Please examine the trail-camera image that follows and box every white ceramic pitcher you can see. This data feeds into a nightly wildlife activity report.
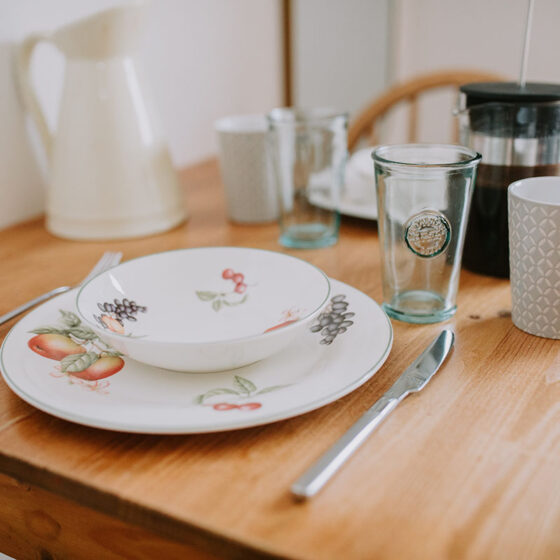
[16,3,186,240]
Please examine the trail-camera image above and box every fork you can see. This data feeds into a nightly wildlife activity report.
[0,251,122,326]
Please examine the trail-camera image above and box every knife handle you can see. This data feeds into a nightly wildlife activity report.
[291,396,399,500]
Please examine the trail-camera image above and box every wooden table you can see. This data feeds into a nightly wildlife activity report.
[0,160,558,560]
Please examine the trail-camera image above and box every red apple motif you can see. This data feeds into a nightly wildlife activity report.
[70,356,125,381]
[28,334,86,361]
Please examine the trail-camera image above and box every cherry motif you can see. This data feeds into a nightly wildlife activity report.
[234,283,247,294]
[221,269,248,295]
[213,402,238,411]
[211,402,262,411]
[239,402,262,411]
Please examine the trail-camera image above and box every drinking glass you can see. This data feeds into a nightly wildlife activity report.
[267,108,348,249]
[373,144,481,323]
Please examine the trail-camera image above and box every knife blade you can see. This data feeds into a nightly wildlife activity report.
[291,328,455,500]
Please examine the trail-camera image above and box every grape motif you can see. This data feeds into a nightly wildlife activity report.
[310,294,354,345]
[95,298,147,327]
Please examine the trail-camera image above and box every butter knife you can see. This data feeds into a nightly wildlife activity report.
[291,328,455,500]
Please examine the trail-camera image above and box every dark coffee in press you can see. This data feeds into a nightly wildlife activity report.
[463,162,560,277]
[458,82,560,277]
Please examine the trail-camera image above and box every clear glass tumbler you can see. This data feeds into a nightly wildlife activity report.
[267,108,348,249]
[373,144,481,323]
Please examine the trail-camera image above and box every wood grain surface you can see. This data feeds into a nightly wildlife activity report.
[0,160,559,560]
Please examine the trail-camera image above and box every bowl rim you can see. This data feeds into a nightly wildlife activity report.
[75,246,331,346]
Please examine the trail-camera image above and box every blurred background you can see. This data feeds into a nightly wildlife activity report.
[2,0,560,230]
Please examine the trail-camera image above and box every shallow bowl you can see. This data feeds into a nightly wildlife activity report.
[76,247,331,372]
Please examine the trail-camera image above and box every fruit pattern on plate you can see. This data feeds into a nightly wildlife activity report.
[194,294,356,411]
[310,294,355,345]
[27,309,125,389]
[196,268,250,312]
[25,294,357,407]
[94,298,147,335]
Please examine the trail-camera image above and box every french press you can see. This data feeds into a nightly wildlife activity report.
[457,82,560,277]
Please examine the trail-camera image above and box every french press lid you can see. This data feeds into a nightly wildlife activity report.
[458,82,560,165]
[460,82,560,106]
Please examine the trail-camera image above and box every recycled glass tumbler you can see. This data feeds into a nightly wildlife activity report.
[267,108,348,249]
[373,144,481,323]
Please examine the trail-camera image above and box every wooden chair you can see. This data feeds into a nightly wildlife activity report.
[347,69,506,151]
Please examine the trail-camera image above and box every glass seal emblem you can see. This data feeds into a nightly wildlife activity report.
[404,210,451,258]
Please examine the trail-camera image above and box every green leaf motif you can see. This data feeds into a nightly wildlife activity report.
[212,299,222,312]
[29,327,65,335]
[234,375,256,395]
[59,310,81,327]
[66,326,98,341]
[195,388,240,404]
[60,351,99,373]
[196,291,217,301]
[223,295,248,307]
[102,351,124,358]
[256,385,290,395]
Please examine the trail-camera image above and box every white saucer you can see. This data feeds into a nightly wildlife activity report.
[0,279,392,434]
[311,190,377,221]
[310,148,377,220]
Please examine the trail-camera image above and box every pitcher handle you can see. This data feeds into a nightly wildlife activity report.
[15,33,54,164]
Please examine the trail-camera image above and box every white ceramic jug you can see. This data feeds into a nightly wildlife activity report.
[16,3,186,240]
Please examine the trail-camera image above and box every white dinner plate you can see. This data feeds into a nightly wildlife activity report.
[0,279,392,434]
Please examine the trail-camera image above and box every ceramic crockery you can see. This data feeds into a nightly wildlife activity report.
[215,114,278,223]
[16,4,185,240]
[1,279,392,433]
[76,247,331,371]
[509,177,560,339]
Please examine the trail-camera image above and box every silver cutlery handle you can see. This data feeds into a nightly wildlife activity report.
[0,286,71,326]
[291,396,399,500]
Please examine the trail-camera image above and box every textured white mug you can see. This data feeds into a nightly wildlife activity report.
[215,114,278,223]
[508,177,560,339]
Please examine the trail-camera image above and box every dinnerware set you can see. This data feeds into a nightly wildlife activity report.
[2,244,455,497]
[0,266,393,437]
[76,247,331,372]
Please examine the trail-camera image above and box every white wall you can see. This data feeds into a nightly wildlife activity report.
[0,0,283,230]
[292,0,390,118]
[393,0,560,82]
[386,0,560,144]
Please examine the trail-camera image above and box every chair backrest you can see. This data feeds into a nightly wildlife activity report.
[348,69,506,151]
